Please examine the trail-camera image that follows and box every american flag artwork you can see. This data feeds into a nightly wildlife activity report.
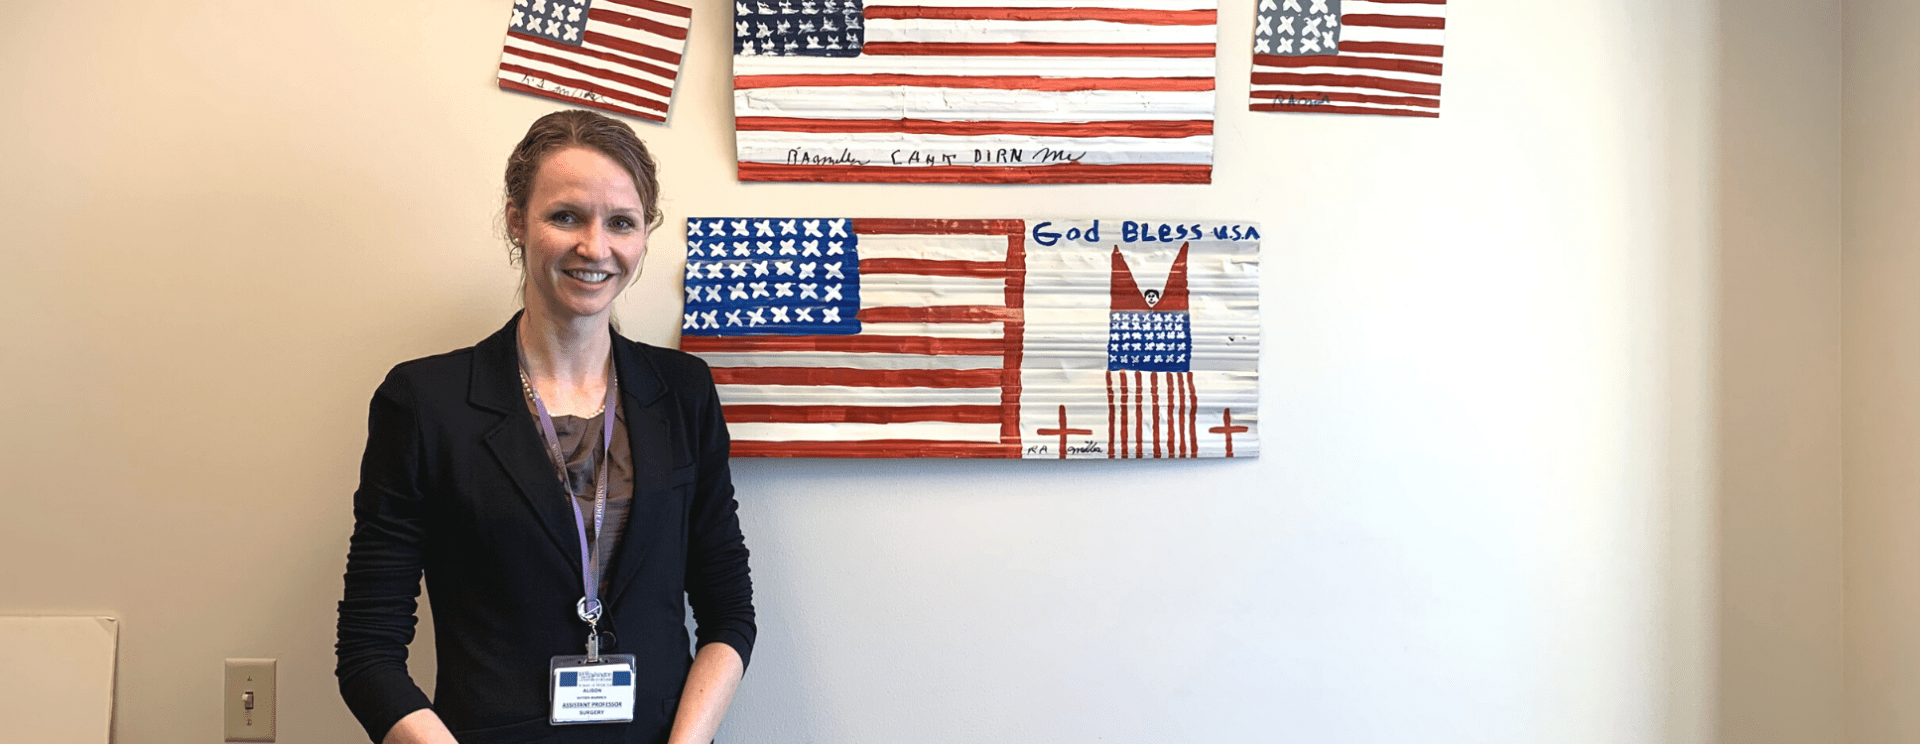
[731,0,1220,184]
[498,0,694,123]
[1249,0,1447,117]
[679,218,1260,459]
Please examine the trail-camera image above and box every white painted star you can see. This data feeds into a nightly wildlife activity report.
[823,284,843,302]
[823,307,841,323]
[1309,0,1329,13]
[1301,34,1321,53]
[1282,0,1301,10]
[1277,15,1295,35]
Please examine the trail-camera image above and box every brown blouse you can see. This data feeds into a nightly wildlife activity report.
[529,398,633,596]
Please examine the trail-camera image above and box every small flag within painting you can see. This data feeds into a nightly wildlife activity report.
[1249,0,1447,117]
[680,218,1260,459]
[731,0,1220,184]
[498,0,694,123]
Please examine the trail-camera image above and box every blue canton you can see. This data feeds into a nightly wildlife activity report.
[512,0,592,46]
[733,0,864,57]
[1254,0,1340,56]
[1107,311,1192,373]
[683,218,861,336]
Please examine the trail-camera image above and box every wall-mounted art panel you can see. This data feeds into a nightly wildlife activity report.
[499,0,694,123]
[680,217,1259,458]
[731,1,1220,184]
[1249,0,1447,117]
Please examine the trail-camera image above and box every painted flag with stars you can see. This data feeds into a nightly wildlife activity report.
[1249,0,1447,117]
[498,0,694,123]
[731,0,1220,184]
[679,217,1261,459]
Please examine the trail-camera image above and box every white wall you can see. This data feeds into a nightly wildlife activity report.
[0,1,1770,742]
[1844,1,1920,742]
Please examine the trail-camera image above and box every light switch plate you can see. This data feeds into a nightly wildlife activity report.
[224,658,276,742]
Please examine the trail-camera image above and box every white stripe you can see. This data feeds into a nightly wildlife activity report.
[856,234,1009,262]
[859,274,1007,308]
[730,421,1004,443]
[696,352,1003,369]
[733,54,1215,78]
[1344,1,1448,19]
[716,385,1003,405]
[1251,61,1442,85]
[499,55,672,109]
[736,87,1216,121]
[503,39,678,88]
[862,0,1216,9]
[858,321,1005,339]
[865,19,1216,45]
[738,131,1214,167]
[497,65,668,112]
[1336,24,1445,46]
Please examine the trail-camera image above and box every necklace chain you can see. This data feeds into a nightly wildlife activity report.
[518,369,608,418]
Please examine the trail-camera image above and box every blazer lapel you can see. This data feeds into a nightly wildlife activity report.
[606,334,673,607]
[472,314,584,580]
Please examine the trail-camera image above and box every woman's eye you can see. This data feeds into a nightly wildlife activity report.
[549,211,577,225]
[610,216,636,231]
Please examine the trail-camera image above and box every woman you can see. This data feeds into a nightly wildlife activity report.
[337,110,754,744]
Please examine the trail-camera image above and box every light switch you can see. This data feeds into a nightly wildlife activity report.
[224,659,275,742]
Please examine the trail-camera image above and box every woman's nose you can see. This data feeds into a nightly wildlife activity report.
[575,226,612,259]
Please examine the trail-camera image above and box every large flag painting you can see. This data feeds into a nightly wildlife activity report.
[498,0,695,123]
[731,0,1220,184]
[1249,0,1447,117]
[680,218,1260,459]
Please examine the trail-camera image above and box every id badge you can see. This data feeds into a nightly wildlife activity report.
[549,654,637,725]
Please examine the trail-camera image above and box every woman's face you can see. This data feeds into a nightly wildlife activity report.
[508,147,649,323]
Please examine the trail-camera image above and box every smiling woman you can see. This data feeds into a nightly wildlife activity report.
[336,110,755,744]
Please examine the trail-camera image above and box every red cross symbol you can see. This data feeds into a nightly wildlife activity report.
[1209,408,1249,458]
[1036,405,1091,459]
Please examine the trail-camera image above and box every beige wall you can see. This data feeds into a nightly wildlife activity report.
[1844,1,1920,742]
[0,0,1863,742]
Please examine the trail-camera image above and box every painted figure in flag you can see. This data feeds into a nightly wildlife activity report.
[731,0,1221,184]
[679,218,1261,459]
[1107,243,1200,459]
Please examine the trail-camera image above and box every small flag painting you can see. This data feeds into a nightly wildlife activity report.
[731,0,1221,184]
[498,0,694,123]
[1249,0,1447,117]
[679,218,1260,459]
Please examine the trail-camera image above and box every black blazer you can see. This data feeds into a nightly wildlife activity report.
[336,316,755,744]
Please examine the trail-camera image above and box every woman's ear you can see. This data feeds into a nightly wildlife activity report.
[504,204,524,245]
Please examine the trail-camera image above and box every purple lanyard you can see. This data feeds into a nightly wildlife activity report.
[517,346,619,657]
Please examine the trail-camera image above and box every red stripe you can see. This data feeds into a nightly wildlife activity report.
[731,440,1017,458]
[503,44,672,97]
[861,258,1007,278]
[681,335,1004,356]
[864,6,1217,25]
[857,306,1021,323]
[508,31,678,81]
[1254,53,1443,76]
[499,63,668,112]
[584,30,681,65]
[1106,372,1116,459]
[733,73,1214,92]
[1151,373,1162,458]
[1251,89,1441,108]
[1134,371,1144,458]
[1249,71,1441,96]
[588,6,688,40]
[1173,373,1184,457]
[851,219,1025,235]
[497,78,666,122]
[1117,372,1130,458]
[1342,13,1447,30]
[740,162,1212,184]
[1187,373,1198,458]
[604,0,692,19]
[723,405,1001,424]
[736,116,1213,138]
[712,366,1007,388]
[1250,102,1440,118]
[861,42,1215,58]
[999,222,1027,447]
[1338,41,1445,58]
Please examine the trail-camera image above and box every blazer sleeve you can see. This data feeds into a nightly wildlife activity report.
[335,369,435,743]
[680,358,758,669]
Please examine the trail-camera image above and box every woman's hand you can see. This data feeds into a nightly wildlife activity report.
[667,642,745,744]
[382,708,458,744]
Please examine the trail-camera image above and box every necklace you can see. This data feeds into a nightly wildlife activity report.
[518,369,608,418]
